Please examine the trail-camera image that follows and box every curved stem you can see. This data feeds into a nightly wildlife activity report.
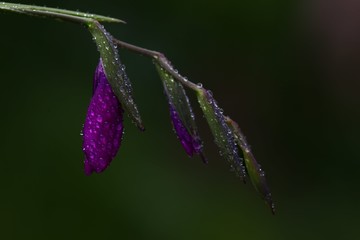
[113,39,160,58]
[114,39,201,92]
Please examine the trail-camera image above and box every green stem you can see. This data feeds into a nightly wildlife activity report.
[0,2,124,24]
[113,39,201,92]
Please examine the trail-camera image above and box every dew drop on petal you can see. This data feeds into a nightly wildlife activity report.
[97,115,103,123]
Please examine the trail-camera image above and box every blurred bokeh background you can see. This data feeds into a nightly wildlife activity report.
[1,0,359,239]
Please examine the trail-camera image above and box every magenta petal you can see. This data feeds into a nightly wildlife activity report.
[82,59,124,175]
[169,104,202,157]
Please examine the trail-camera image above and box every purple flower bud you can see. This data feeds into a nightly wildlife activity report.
[82,59,124,175]
[154,63,206,163]
[169,103,206,163]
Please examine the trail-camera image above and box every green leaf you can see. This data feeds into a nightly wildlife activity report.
[226,117,275,214]
[0,2,124,23]
[197,89,246,180]
[155,63,198,137]
[87,21,144,130]
[155,63,205,161]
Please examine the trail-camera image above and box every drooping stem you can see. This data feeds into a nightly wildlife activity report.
[0,2,274,213]
[113,39,160,58]
[0,1,199,92]
[114,39,201,92]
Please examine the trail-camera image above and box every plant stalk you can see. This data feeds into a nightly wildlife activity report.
[113,39,201,92]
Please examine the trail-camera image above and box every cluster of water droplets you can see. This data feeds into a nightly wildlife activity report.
[198,89,247,180]
[82,65,124,175]
[88,22,143,130]
[160,65,199,132]
[155,64,204,158]
[227,118,274,213]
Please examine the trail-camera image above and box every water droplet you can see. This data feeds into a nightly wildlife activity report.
[96,115,103,123]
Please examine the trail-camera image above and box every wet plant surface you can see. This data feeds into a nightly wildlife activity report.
[0,1,359,239]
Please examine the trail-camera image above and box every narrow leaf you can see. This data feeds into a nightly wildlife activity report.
[87,21,144,130]
[197,89,246,180]
[155,63,206,162]
[226,117,275,214]
[0,2,124,23]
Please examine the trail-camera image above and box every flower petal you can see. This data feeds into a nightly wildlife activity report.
[169,103,202,156]
[82,59,124,175]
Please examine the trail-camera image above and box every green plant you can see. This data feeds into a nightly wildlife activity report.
[0,1,274,214]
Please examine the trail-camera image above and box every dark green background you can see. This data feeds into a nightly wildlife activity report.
[1,0,359,239]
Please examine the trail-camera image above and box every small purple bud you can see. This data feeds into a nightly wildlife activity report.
[82,59,124,175]
[169,103,206,163]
